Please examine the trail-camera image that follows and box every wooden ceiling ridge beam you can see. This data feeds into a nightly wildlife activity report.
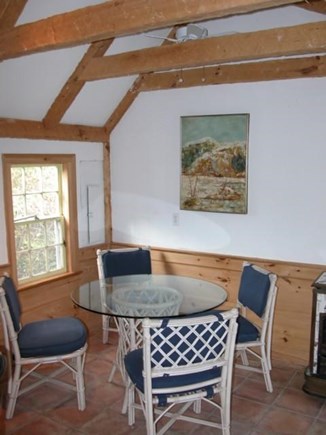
[139,55,326,90]
[0,0,302,61]
[43,39,114,126]
[79,21,326,81]
[0,118,108,142]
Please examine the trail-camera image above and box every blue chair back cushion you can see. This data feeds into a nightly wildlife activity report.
[102,249,151,278]
[18,317,87,358]
[3,276,22,332]
[238,265,271,317]
[236,315,260,343]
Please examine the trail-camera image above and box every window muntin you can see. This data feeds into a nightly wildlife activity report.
[11,164,67,283]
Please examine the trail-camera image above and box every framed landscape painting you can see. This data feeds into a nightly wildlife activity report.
[180,114,249,214]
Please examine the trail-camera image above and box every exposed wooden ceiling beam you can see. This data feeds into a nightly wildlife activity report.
[0,119,108,142]
[297,0,326,14]
[1,56,324,141]
[0,0,301,61]
[0,0,10,17]
[79,21,326,80]
[0,0,27,29]
[139,55,326,90]
[105,55,326,134]
[43,40,113,126]
[104,77,144,135]
[104,28,177,135]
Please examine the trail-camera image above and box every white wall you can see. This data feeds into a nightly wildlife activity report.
[1,3,324,267]
[0,140,105,264]
[110,77,326,265]
[1,80,325,267]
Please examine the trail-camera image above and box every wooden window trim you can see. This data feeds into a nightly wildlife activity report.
[2,154,80,287]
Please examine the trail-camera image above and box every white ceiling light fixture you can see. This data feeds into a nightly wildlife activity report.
[175,24,208,42]
[145,24,208,43]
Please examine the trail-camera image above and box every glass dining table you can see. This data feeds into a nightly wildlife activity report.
[71,273,227,410]
[72,274,227,318]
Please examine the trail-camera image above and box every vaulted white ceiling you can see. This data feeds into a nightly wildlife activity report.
[0,1,324,131]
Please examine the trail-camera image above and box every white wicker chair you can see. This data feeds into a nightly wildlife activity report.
[96,246,152,345]
[0,274,87,419]
[125,308,238,435]
[235,262,278,392]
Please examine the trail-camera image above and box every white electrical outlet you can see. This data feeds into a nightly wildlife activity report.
[172,213,179,226]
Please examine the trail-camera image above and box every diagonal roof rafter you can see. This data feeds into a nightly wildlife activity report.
[103,27,178,134]
[0,0,27,29]
[297,0,326,14]
[43,39,114,127]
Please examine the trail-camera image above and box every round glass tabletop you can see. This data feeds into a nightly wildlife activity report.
[71,274,227,319]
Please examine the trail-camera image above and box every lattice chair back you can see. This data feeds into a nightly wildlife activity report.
[235,262,278,392]
[0,274,88,419]
[125,308,238,435]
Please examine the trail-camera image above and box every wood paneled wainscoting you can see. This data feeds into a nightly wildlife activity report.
[1,244,324,366]
[120,244,324,366]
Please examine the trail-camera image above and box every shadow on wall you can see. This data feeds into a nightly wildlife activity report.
[111,193,231,252]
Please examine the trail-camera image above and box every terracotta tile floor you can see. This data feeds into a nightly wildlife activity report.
[1,311,326,434]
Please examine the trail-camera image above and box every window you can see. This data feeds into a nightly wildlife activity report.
[3,154,79,286]
[12,164,66,281]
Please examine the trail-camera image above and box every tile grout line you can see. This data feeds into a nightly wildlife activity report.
[246,368,304,434]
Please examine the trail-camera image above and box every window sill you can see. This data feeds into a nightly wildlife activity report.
[18,271,82,292]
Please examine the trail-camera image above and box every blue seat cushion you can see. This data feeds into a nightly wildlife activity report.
[125,348,221,400]
[18,317,87,358]
[236,315,260,343]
